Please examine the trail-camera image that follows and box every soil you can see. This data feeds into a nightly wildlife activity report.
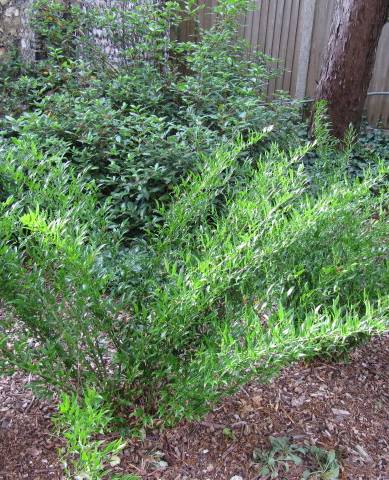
[0,334,388,480]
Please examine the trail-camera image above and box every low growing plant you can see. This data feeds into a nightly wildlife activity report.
[55,389,139,480]
[253,436,340,479]
[0,106,387,428]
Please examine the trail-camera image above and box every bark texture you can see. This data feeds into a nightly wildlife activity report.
[314,0,389,138]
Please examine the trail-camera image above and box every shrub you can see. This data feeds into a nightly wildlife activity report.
[1,0,303,234]
[6,97,208,233]
[0,0,387,431]
[0,136,126,393]
[0,123,387,427]
[128,127,388,422]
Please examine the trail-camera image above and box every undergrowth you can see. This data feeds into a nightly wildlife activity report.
[0,0,301,235]
[253,436,340,479]
[55,389,139,480]
[0,2,387,463]
[0,105,387,429]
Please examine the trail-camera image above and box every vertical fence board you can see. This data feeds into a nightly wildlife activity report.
[268,0,286,95]
[367,23,389,127]
[289,0,304,97]
[264,0,278,95]
[257,0,270,53]
[275,0,293,92]
[243,1,255,46]
[294,0,316,98]
[282,0,301,93]
[305,0,335,98]
[198,0,214,30]
[248,0,262,49]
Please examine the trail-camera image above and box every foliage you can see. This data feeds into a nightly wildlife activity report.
[0,112,387,427]
[351,121,389,172]
[0,0,387,434]
[0,0,302,234]
[0,136,125,393]
[5,98,206,232]
[300,106,388,180]
[253,436,340,479]
[55,389,139,480]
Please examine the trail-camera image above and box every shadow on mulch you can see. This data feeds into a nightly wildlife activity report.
[0,335,388,480]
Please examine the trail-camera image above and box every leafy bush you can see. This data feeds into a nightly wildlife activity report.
[0,136,126,393]
[0,119,387,427]
[128,122,388,422]
[1,0,303,234]
[0,0,387,433]
[6,97,207,232]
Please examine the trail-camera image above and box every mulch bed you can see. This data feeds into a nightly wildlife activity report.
[0,373,61,480]
[1,334,388,480]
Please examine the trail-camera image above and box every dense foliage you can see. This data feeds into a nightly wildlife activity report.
[0,0,302,235]
[0,0,388,441]
[1,115,388,428]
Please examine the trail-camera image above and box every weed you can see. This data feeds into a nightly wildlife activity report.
[253,436,340,479]
[55,389,140,480]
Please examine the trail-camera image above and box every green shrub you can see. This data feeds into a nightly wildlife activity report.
[0,0,387,431]
[1,0,303,234]
[0,136,126,393]
[127,125,388,422]
[6,97,208,232]
[1,124,387,427]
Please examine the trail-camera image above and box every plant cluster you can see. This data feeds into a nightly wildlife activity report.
[0,0,387,454]
[55,389,139,480]
[253,436,340,479]
[0,109,387,428]
[0,0,301,235]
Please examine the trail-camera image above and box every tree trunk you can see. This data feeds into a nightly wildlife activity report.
[314,0,388,139]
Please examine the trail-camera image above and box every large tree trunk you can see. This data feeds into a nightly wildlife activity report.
[314,0,388,139]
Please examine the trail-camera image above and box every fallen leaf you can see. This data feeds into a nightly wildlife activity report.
[110,455,121,467]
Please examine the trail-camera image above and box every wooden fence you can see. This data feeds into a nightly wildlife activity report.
[193,0,389,128]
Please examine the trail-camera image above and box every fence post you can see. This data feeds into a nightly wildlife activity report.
[295,0,316,99]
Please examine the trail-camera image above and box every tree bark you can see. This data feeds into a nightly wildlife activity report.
[314,0,389,139]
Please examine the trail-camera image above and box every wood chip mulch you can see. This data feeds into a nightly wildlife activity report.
[0,334,388,480]
[0,372,61,480]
